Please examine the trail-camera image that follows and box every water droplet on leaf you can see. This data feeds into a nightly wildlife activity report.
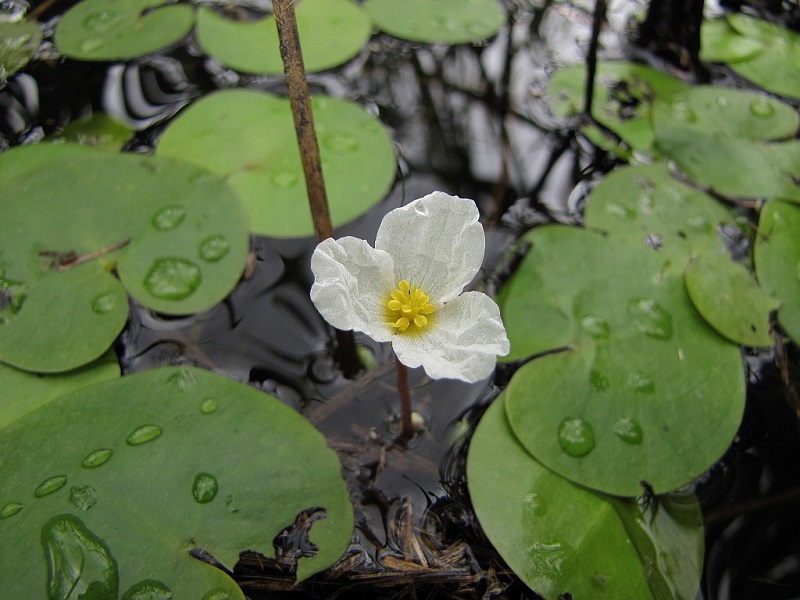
[749,96,775,117]
[605,202,636,220]
[580,315,610,339]
[82,448,113,468]
[627,371,655,393]
[69,485,98,511]
[91,292,117,314]
[152,206,187,231]
[628,298,672,340]
[613,417,644,444]
[168,368,196,390]
[522,492,547,518]
[270,170,299,189]
[670,101,697,122]
[122,579,173,600]
[0,502,23,519]
[83,10,126,32]
[143,258,201,300]
[202,590,230,600]
[192,472,219,504]
[526,541,570,578]
[199,234,230,262]
[323,132,359,154]
[79,38,103,53]
[589,369,610,392]
[200,397,218,414]
[35,475,68,497]
[558,418,595,457]
[126,424,162,446]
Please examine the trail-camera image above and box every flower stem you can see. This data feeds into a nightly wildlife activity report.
[273,0,361,377]
[395,356,414,439]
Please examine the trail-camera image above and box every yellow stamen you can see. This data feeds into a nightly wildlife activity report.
[385,280,436,334]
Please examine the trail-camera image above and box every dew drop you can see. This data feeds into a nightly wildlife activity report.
[121,579,173,600]
[627,371,655,393]
[0,502,23,519]
[557,418,595,457]
[199,234,230,262]
[200,397,218,414]
[126,424,162,446]
[202,590,230,600]
[526,541,570,578]
[42,514,118,600]
[589,369,610,392]
[270,170,299,189]
[687,216,710,231]
[670,101,697,123]
[580,314,610,339]
[613,417,644,445]
[152,206,187,231]
[79,38,103,54]
[192,472,219,504]
[69,485,98,511]
[716,95,730,108]
[522,492,547,518]
[605,202,636,220]
[82,448,113,468]
[83,10,126,32]
[323,132,359,154]
[91,292,117,314]
[143,258,201,300]
[34,475,68,497]
[749,96,775,117]
[168,368,196,391]
[628,298,673,340]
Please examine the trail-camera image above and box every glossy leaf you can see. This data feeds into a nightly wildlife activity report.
[156,89,396,237]
[699,18,764,63]
[196,0,371,74]
[684,251,779,347]
[0,143,249,372]
[51,113,134,149]
[652,86,800,200]
[0,19,42,78]
[54,0,195,61]
[498,226,744,495]
[0,366,354,596]
[467,396,704,599]
[754,200,800,343]
[363,0,506,44]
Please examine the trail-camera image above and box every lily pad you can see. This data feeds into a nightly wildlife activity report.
[652,86,800,200]
[684,251,779,347]
[0,19,42,80]
[467,396,704,599]
[363,0,506,44]
[754,200,800,343]
[548,61,687,152]
[51,112,134,149]
[0,142,249,372]
[0,351,119,430]
[156,89,396,237]
[196,0,371,74]
[699,18,764,63]
[0,366,354,595]
[55,0,195,61]
[584,163,736,272]
[498,225,744,495]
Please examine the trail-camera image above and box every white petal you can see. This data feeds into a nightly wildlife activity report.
[392,291,510,383]
[310,237,395,342]
[375,192,485,304]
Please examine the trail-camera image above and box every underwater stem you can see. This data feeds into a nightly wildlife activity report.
[395,356,414,439]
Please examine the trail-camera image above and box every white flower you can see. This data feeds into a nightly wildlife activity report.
[310,191,510,383]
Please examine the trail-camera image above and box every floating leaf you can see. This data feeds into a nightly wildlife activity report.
[0,19,42,79]
[363,0,506,44]
[684,251,779,347]
[51,112,134,149]
[196,0,371,74]
[0,351,119,430]
[584,163,736,272]
[0,142,249,372]
[467,396,704,599]
[498,225,744,495]
[699,18,764,63]
[548,61,687,152]
[55,0,195,61]
[157,89,396,237]
[754,200,800,343]
[0,366,354,595]
[652,86,800,200]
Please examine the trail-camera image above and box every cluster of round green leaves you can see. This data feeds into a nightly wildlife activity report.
[0,366,354,596]
[54,0,508,66]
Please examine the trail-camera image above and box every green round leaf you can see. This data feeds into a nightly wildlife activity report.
[498,225,745,495]
[467,396,704,599]
[652,86,800,200]
[754,200,800,343]
[585,163,736,272]
[0,19,42,78]
[363,0,506,44]
[157,89,396,237]
[699,18,764,63]
[548,61,688,152]
[196,0,371,74]
[0,352,119,431]
[51,113,134,149]
[0,366,354,595]
[684,251,779,347]
[0,143,249,372]
[54,0,195,61]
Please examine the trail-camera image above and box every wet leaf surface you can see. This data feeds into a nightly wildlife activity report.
[0,143,249,371]
[467,396,704,599]
[0,366,354,596]
[0,19,42,79]
[156,89,396,237]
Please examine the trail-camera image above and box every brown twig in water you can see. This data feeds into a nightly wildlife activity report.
[40,237,131,271]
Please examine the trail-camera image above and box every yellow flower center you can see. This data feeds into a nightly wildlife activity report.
[386,280,436,334]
